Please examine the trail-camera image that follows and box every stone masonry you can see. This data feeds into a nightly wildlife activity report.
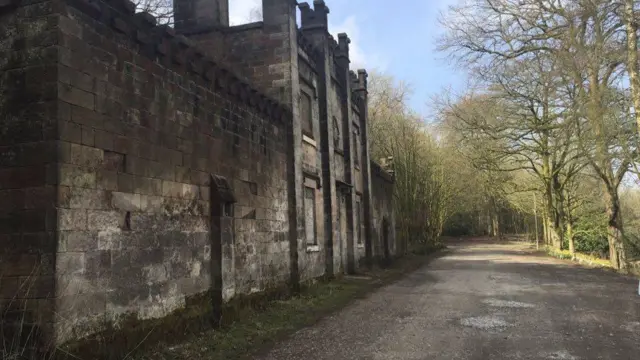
[0,0,397,349]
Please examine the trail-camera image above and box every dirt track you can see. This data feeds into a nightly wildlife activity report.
[257,240,640,360]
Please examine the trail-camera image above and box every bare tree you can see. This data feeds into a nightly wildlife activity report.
[438,0,635,268]
[133,0,174,24]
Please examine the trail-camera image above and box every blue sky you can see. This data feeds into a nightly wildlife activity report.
[230,0,466,117]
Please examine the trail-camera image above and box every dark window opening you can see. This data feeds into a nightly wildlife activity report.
[300,92,313,137]
[333,117,341,150]
[353,129,360,167]
[304,186,317,246]
[222,202,234,217]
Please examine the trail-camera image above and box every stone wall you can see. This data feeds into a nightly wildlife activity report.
[51,0,293,343]
[0,0,295,346]
[0,0,397,350]
[0,0,59,349]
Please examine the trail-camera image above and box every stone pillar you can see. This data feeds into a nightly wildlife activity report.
[353,70,374,267]
[174,0,229,33]
[261,0,303,291]
[299,0,336,278]
[334,33,357,274]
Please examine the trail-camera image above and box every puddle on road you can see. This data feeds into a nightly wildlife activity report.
[622,321,640,332]
[482,298,535,308]
[459,316,510,331]
[540,350,579,359]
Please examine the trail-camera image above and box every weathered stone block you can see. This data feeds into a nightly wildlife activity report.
[56,293,107,321]
[96,170,118,191]
[132,176,162,196]
[83,251,112,276]
[59,164,96,188]
[117,173,134,193]
[58,120,83,144]
[110,192,141,212]
[58,83,94,110]
[94,130,115,151]
[161,180,182,198]
[64,188,109,210]
[58,209,87,231]
[69,144,103,168]
[24,186,56,209]
[87,210,122,231]
[57,252,85,276]
[97,228,123,251]
[59,231,97,252]
[56,274,96,297]
[59,65,94,94]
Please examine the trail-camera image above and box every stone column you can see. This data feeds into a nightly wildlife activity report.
[353,70,374,267]
[262,0,303,291]
[334,33,357,274]
[299,0,337,278]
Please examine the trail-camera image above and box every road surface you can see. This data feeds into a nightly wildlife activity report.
[257,240,639,360]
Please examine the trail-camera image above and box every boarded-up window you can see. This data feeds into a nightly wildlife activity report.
[304,186,317,246]
[353,128,360,167]
[333,116,341,150]
[300,92,313,136]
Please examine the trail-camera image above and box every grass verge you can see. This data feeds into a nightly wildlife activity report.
[544,246,613,268]
[131,249,443,360]
[544,246,640,279]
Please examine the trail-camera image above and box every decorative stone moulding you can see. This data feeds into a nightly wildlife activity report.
[65,0,292,124]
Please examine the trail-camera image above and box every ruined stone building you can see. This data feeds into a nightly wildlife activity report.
[0,0,396,346]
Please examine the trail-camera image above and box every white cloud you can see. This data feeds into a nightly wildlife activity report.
[229,0,262,25]
[329,16,387,72]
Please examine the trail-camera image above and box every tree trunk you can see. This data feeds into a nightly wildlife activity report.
[624,0,640,139]
[543,167,561,248]
[492,213,500,239]
[604,189,628,270]
[553,175,565,250]
[542,208,549,245]
[567,220,575,256]
[544,202,561,248]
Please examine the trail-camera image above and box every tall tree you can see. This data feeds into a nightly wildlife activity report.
[438,0,634,269]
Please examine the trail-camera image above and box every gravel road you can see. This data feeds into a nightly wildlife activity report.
[256,240,640,360]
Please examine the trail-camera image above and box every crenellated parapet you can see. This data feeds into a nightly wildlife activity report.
[350,69,368,110]
[65,0,292,125]
[299,0,330,30]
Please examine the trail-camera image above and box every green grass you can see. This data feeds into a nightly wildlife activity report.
[545,246,613,268]
[130,251,440,360]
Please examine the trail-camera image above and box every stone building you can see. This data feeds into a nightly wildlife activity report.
[0,0,396,347]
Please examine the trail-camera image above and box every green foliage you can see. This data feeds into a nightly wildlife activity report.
[568,214,609,256]
[368,73,455,249]
[621,188,640,260]
[443,213,476,236]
